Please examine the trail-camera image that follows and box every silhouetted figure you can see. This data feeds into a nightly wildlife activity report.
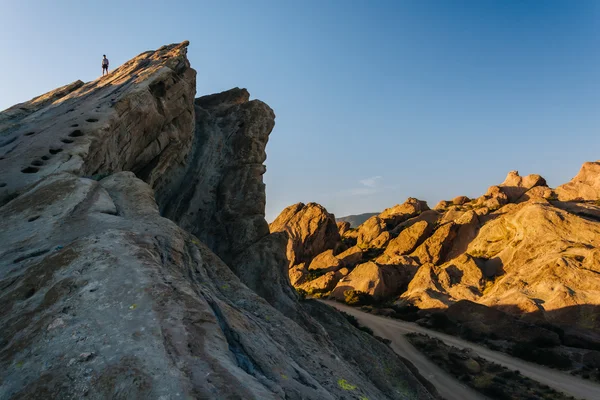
[102,55,109,76]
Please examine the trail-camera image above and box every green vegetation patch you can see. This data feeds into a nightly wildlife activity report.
[406,333,576,400]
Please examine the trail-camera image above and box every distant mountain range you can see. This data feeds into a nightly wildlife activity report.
[336,212,378,228]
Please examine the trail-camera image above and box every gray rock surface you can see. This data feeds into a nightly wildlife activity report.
[0,42,435,399]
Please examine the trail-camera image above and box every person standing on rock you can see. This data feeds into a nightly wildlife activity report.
[101,55,109,76]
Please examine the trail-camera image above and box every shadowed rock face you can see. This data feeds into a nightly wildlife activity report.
[0,43,436,399]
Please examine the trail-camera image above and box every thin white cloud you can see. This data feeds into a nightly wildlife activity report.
[348,187,378,196]
[359,176,383,188]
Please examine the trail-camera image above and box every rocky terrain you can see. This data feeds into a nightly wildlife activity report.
[274,166,600,357]
[0,42,437,399]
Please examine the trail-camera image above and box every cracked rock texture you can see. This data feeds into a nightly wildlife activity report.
[0,42,435,399]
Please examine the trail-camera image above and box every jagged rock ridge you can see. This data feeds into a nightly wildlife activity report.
[0,42,436,399]
[276,169,600,337]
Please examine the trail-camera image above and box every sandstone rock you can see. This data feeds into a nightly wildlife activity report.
[371,231,391,249]
[452,196,470,206]
[336,245,364,267]
[401,254,484,309]
[270,203,341,267]
[446,211,480,260]
[0,42,196,208]
[499,170,547,203]
[337,221,351,236]
[332,261,413,301]
[477,186,509,210]
[517,185,555,202]
[356,216,386,246]
[410,222,459,265]
[434,200,452,210]
[308,249,342,272]
[384,220,432,258]
[0,43,436,400]
[160,87,276,267]
[379,197,430,227]
[299,270,345,293]
[390,210,441,236]
[289,263,308,286]
[556,160,600,201]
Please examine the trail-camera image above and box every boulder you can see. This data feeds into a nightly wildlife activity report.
[308,249,342,272]
[384,220,432,258]
[332,261,412,301]
[299,270,346,293]
[452,196,470,206]
[336,245,364,267]
[410,222,459,265]
[337,221,351,236]
[446,211,480,260]
[556,161,600,201]
[270,202,341,267]
[379,197,430,227]
[289,263,308,286]
[356,216,386,246]
[371,231,391,249]
[499,170,547,203]
[434,200,452,210]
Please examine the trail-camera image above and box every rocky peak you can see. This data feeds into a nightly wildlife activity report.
[556,160,600,201]
[0,41,196,206]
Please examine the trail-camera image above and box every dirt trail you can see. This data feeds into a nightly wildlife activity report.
[322,300,600,400]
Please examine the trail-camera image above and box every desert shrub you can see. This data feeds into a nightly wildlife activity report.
[428,312,456,332]
[340,311,360,328]
[510,343,572,369]
[359,325,374,335]
[296,288,308,300]
[391,304,420,322]
[482,384,511,400]
[343,290,374,306]
[530,334,559,348]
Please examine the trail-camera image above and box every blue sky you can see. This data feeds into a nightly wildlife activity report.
[1,1,599,221]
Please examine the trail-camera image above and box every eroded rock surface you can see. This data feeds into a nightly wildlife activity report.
[0,43,436,400]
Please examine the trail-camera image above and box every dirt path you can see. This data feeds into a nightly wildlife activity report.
[322,300,600,400]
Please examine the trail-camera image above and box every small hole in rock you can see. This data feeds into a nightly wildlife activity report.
[24,287,36,299]
[61,138,74,144]
[24,132,35,136]
[69,130,84,137]
[28,215,40,222]
[71,124,79,127]
[86,119,98,123]
[0,183,6,187]
[49,148,63,155]
[21,166,39,173]
[31,160,44,166]
[41,155,50,160]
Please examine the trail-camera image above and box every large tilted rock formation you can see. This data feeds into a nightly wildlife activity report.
[277,169,600,335]
[0,43,436,399]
